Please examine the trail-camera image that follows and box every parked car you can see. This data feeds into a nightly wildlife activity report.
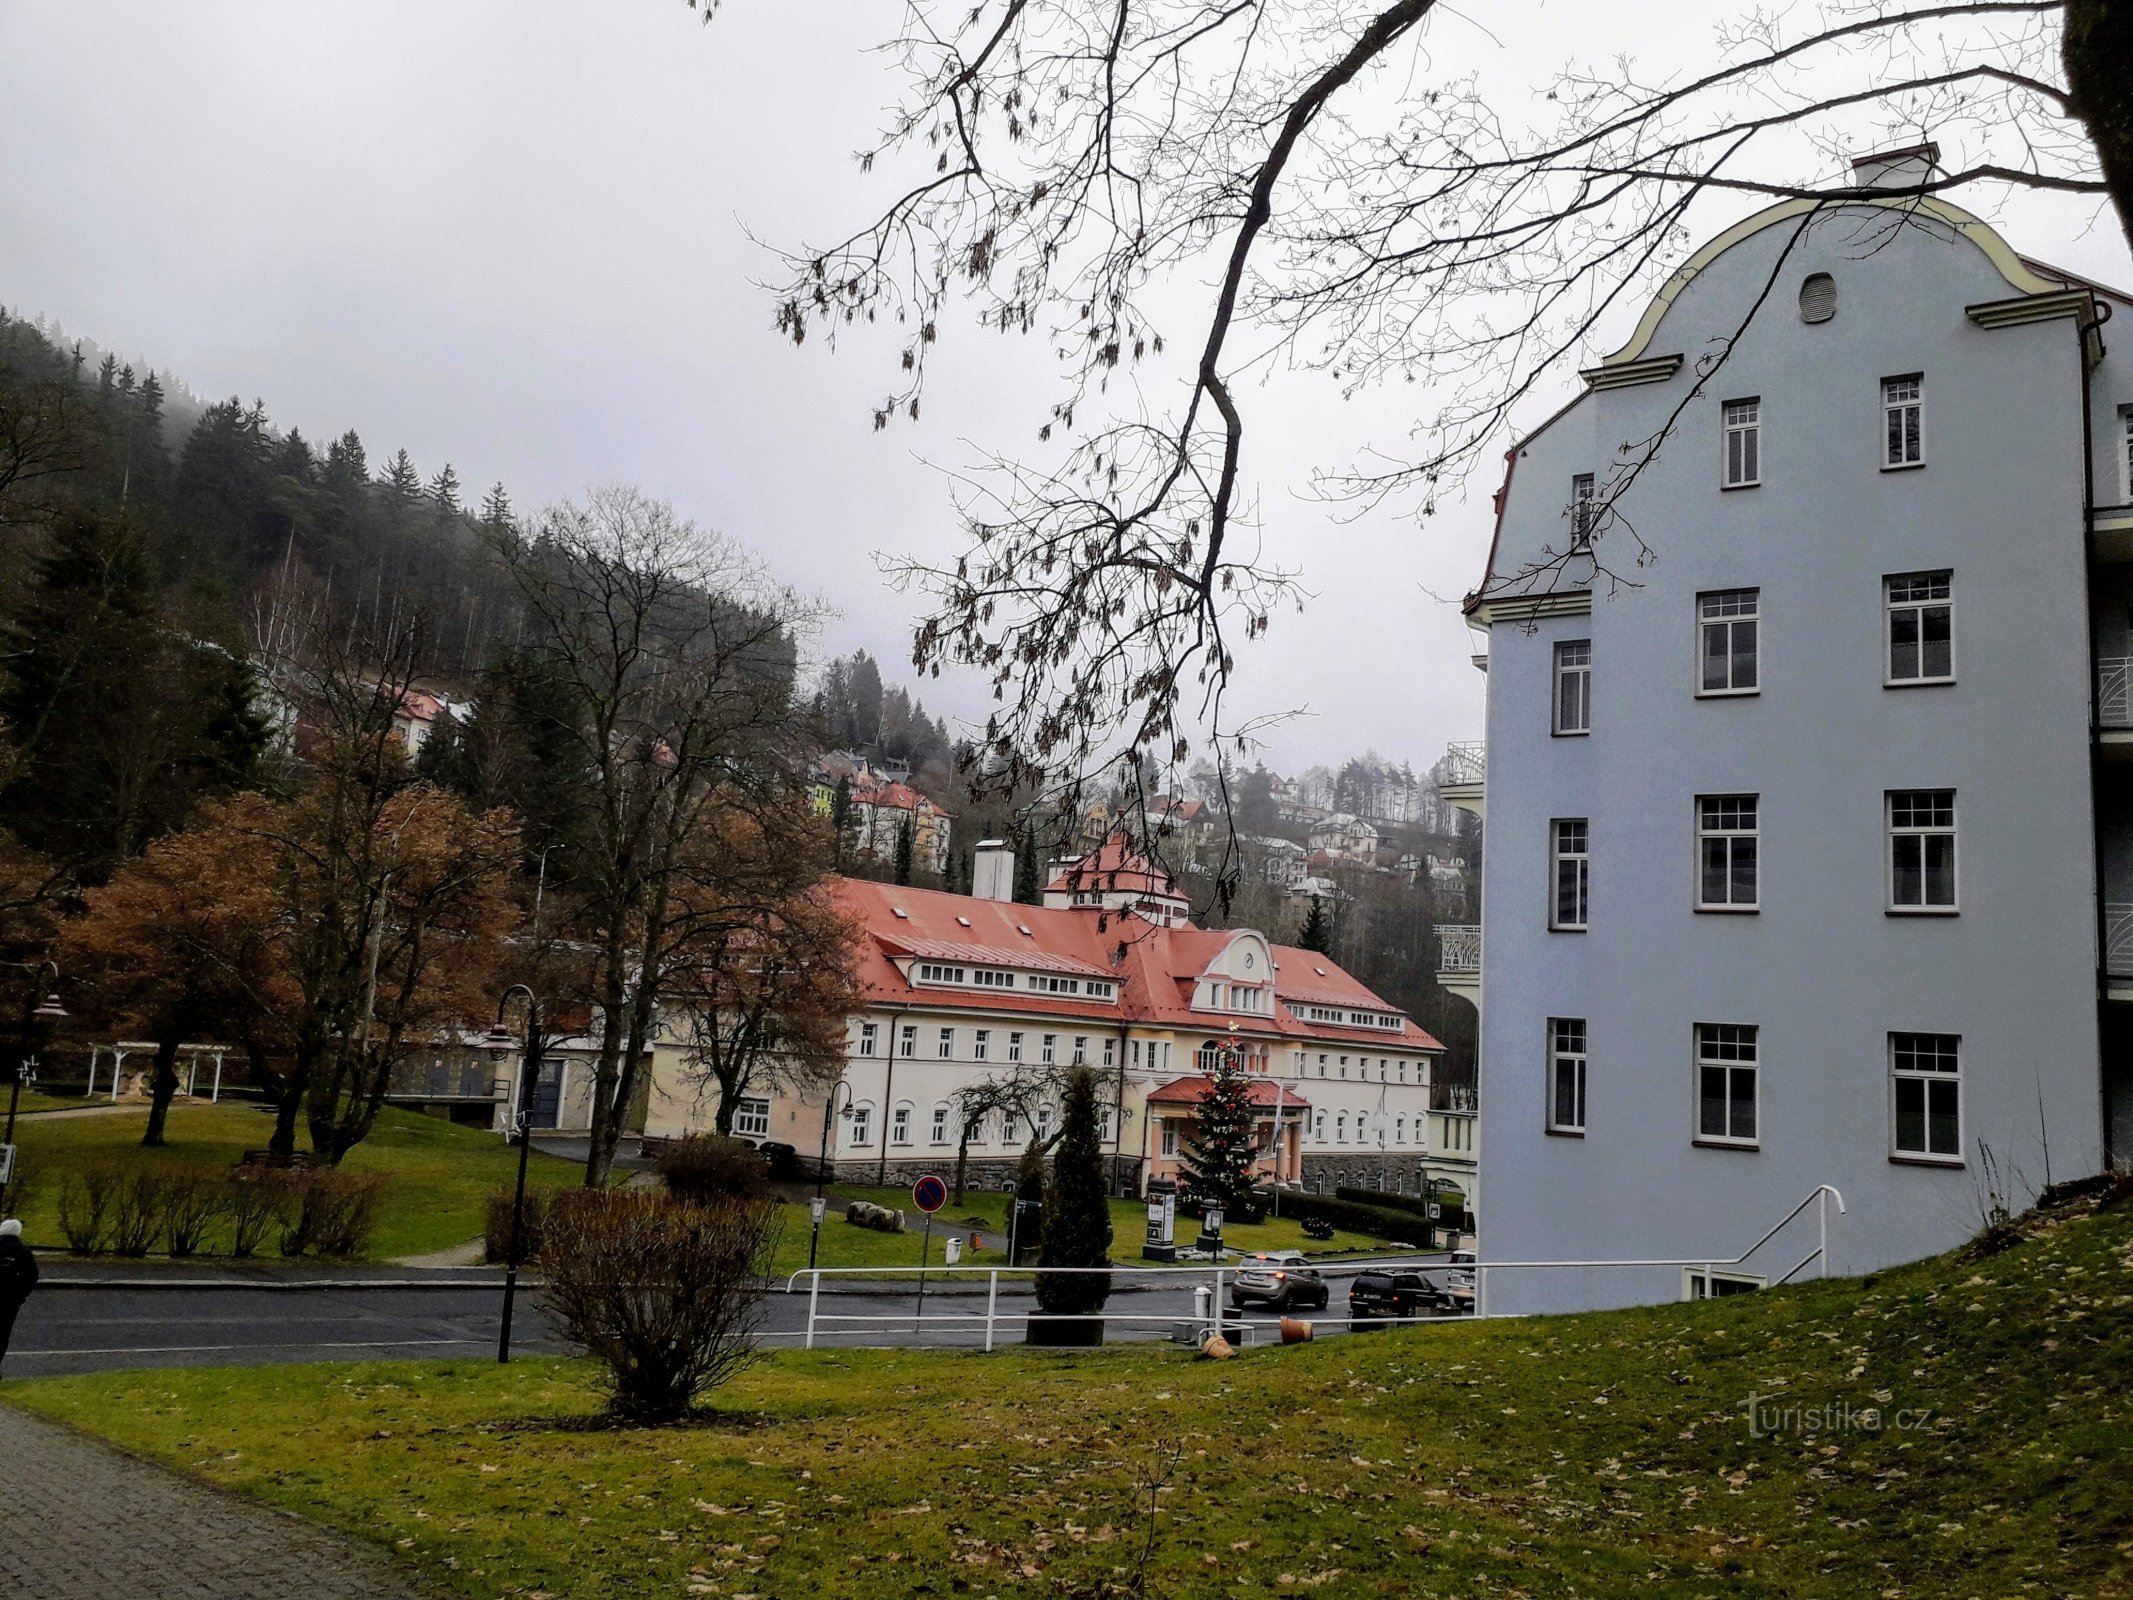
[1347,1269,1437,1326]
[1229,1251,1330,1312]
[1437,1250,1476,1314]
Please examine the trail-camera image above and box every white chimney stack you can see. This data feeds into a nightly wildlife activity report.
[1849,140,1942,193]
[973,838,1015,901]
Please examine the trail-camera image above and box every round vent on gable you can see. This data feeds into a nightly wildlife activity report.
[1798,272,1837,323]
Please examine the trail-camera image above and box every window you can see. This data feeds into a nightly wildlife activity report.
[1798,271,1836,323]
[734,1096,770,1138]
[1395,1114,1406,1143]
[849,1101,875,1146]
[1696,795,1760,911]
[1161,1122,1178,1157]
[936,1026,955,1060]
[1722,397,1761,487]
[1551,818,1590,929]
[1553,640,1592,735]
[1695,1023,1759,1147]
[1338,1055,1349,1079]
[1316,1054,1327,1079]
[1336,1112,1348,1144]
[1041,1034,1056,1065]
[1885,572,1953,685]
[1008,1031,1024,1063]
[1888,790,1957,911]
[1685,1268,1765,1299]
[858,1022,877,1057]
[931,1103,951,1145]
[1313,1110,1327,1142]
[1102,1038,1115,1068]
[1086,980,1115,1001]
[898,1025,916,1059]
[1072,1036,1088,1065]
[1570,472,1596,542]
[891,1103,914,1146]
[973,1029,990,1062]
[1547,1017,1587,1134]
[1698,588,1760,695]
[1882,375,1923,468]
[972,968,1016,988]
[2122,408,2133,501]
[916,962,967,984]
[1891,1032,1962,1161]
[1000,1111,1020,1146]
[1036,1104,1054,1141]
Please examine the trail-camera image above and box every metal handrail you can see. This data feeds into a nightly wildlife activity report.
[1442,741,1486,786]
[2102,659,2133,729]
[2107,902,2133,978]
[1437,925,1481,975]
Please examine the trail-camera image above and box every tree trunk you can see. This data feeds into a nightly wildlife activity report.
[2065,0,2133,253]
[581,932,633,1189]
[953,1129,972,1204]
[140,1035,182,1148]
[253,1040,306,1159]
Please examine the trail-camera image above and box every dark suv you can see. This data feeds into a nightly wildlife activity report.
[1347,1270,1437,1326]
[1229,1252,1330,1312]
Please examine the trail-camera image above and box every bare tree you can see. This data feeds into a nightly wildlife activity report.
[947,1059,1123,1202]
[719,0,2130,844]
[489,486,821,1186]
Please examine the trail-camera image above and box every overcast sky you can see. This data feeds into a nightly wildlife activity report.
[3,3,2125,775]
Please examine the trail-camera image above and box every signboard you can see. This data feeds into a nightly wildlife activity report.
[912,1174,948,1214]
[0,1143,13,1186]
[1145,1188,1176,1248]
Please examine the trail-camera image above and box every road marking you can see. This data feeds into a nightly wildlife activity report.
[11,1337,496,1357]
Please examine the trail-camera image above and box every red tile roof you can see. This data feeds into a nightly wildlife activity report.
[830,877,1442,1051]
[1146,1074,1313,1109]
[856,781,932,811]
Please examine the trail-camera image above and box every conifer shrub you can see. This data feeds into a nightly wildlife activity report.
[1034,1069,1112,1332]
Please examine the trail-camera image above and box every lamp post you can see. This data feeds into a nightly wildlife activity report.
[1,961,64,1208]
[480,984,545,1364]
[809,1080,856,1272]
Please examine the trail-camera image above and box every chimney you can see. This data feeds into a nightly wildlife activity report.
[972,838,1015,901]
[1849,140,1942,193]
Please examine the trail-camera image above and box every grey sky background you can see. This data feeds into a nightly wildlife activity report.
[2,2,2125,774]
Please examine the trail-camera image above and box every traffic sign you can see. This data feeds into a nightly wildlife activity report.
[912,1174,948,1213]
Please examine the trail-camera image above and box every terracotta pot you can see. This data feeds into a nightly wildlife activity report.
[1278,1316,1314,1344]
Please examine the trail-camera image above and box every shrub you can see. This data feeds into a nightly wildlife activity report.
[484,1185,557,1265]
[1036,1069,1112,1320]
[538,1189,782,1423]
[107,1167,169,1257]
[279,1170,385,1258]
[58,1161,122,1252]
[1274,1191,1419,1244]
[162,1167,230,1257]
[224,1170,295,1258]
[1301,1215,1336,1241]
[656,1135,771,1203]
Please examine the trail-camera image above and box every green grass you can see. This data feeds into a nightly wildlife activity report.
[12,1182,2129,1597]
[5,1086,93,1115]
[779,1184,1397,1277]
[5,1102,582,1260]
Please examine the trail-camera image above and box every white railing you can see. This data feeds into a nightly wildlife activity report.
[1442,741,1486,787]
[1438,925,1481,976]
[2101,659,2133,729]
[2108,903,2133,978]
[1472,1185,1845,1317]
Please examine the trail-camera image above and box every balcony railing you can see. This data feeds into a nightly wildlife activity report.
[1443,741,1486,787]
[2109,903,2133,979]
[2102,659,2133,729]
[1438,924,1481,976]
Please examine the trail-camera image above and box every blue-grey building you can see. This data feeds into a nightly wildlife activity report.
[1459,146,2132,1313]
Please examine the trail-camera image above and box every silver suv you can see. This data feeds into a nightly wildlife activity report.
[1229,1251,1331,1312]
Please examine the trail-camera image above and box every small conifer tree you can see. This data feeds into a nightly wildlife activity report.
[893,815,915,885]
[1180,1039,1259,1215]
[1297,894,1331,953]
[1036,1069,1113,1316]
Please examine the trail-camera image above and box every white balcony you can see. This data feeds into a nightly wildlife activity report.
[1441,741,1486,821]
[2108,903,2133,989]
[1437,923,1480,1007]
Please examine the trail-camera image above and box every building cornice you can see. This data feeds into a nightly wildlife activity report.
[1470,589,1594,626]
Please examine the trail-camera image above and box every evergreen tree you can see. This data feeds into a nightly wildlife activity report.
[479,480,513,531]
[380,448,422,506]
[1297,894,1331,953]
[428,463,462,517]
[1011,1139,1047,1265]
[894,815,915,885]
[1036,1068,1113,1318]
[1013,824,1043,904]
[828,775,854,869]
[1180,1037,1258,1215]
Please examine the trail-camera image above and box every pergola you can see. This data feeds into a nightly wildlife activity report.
[83,1041,231,1103]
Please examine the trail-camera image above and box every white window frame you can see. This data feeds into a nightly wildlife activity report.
[1041,1033,1057,1065]
[1570,472,1596,543]
[1336,1111,1348,1144]
[930,1103,951,1145]
[1881,374,1924,470]
[1553,639,1592,736]
[1694,1023,1759,1148]
[936,1026,955,1060]
[1546,1016,1587,1135]
[849,1100,875,1147]
[1887,790,1958,914]
[733,1096,771,1138]
[1072,1036,1088,1065]
[1684,1268,1765,1299]
[1885,571,1954,686]
[1697,588,1761,697]
[2120,407,2133,503]
[857,1021,877,1057]
[1550,817,1589,930]
[1695,795,1760,913]
[891,1103,914,1146]
[1008,1031,1024,1063]
[898,1025,916,1059]
[1889,1032,1963,1163]
[1721,397,1762,488]
[973,1028,990,1062]
[1161,1122,1178,1157]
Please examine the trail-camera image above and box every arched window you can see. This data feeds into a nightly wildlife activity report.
[930,1102,952,1145]
[849,1100,876,1147]
[1313,1110,1327,1143]
[1336,1111,1348,1144]
[1035,1102,1055,1141]
[1196,1040,1224,1072]
[890,1102,915,1146]
[1395,1114,1406,1144]
[1799,271,1837,323]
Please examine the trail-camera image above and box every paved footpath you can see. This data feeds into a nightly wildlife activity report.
[0,1403,439,1598]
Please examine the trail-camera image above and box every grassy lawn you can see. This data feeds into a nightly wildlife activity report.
[5,1101,582,1260]
[12,1186,2128,1597]
[6,1086,96,1115]
[770,1185,1400,1278]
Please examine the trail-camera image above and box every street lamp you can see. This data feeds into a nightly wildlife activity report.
[809,1080,856,1272]
[479,984,545,1364]
[1,961,64,1207]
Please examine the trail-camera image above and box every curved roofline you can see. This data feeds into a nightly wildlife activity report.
[1601,195,2062,369]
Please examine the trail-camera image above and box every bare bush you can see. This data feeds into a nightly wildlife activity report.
[161,1167,230,1257]
[107,1167,169,1257]
[224,1170,294,1258]
[483,1185,563,1266]
[279,1170,385,1258]
[538,1190,781,1423]
[655,1135,770,1204]
[58,1161,120,1253]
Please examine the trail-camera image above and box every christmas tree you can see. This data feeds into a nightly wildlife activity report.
[1180,1035,1259,1216]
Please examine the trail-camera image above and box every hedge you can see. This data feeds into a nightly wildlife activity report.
[1336,1185,1471,1232]
[1269,1190,1425,1243]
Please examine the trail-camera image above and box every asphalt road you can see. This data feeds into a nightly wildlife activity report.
[5,1258,1463,1377]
